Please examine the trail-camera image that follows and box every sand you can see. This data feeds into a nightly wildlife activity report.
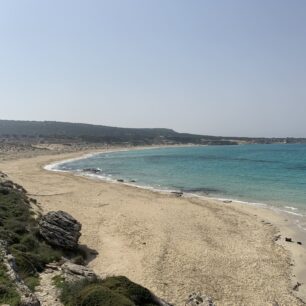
[0,150,305,306]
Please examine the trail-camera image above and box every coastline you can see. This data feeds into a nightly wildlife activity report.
[0,149,305,305]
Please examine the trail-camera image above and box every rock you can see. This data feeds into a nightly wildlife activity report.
[117,179,124,182]
[45,262,60,270]
[293,282,301,291]
[186,292,215,306]
[0,240,40,306]
[171,191,183,197]
[83,168,102,174]
[35,270,62,306]
[297,241,302,245]
[285,237,293,242]
[39,211,81,250]
[61,262,97,283]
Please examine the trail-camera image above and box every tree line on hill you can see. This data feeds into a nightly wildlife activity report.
[0,120,305,146]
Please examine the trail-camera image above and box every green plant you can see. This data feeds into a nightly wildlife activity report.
[0,263,21,306]
[58,277,159,306]
[52,274,66,289]
[24,276,40,291]
[0,186,64,283]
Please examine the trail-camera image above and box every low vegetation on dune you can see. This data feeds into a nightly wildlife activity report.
[0,178,85,305]
[0,187,50,304]
[0,262,21,306]
[54,276,160,306]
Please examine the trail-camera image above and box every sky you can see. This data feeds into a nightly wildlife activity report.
[0,0,305,137]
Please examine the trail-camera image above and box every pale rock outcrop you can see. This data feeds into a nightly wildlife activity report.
[0,240,40,306]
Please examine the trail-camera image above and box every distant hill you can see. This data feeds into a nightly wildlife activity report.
[0,119,305,145]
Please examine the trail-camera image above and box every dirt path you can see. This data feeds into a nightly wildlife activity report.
[35,269,63,306]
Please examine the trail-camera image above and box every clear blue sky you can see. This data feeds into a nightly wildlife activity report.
[0,0,305,137]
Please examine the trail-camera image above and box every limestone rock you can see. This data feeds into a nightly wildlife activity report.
[0,240,40,306]
[61,262,97,283]
[39,211,81,250]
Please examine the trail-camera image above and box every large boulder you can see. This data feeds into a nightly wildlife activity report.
[39,211,81,250]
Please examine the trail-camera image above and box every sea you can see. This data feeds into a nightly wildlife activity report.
[49,144,306,228]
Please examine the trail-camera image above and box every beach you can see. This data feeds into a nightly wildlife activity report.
[0,149,305,305]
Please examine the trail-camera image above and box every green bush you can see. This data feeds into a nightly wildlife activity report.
[0,263,21,306]
[0,186,64,283]
[24,276,40,291]
[102,276,156,305]
[78,284,134,306]
[12,251,38,277]
[58,277,159,306]
[20,234,39,249]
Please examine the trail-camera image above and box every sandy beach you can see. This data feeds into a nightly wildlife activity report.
[0,149,305,306]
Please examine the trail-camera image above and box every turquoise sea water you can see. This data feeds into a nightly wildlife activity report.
[55,144,306,216]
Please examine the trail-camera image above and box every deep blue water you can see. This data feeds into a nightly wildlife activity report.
[56,144,306,215]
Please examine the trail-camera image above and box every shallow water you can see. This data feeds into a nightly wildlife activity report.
[56,144,306,217]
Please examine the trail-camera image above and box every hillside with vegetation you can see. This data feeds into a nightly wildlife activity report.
[2,119,305,146]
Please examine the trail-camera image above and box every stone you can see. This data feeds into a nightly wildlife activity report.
[0,240,40,306]
[293,282,301,291]
[61,262,97,283]
[186,292,215,306]
[83,168,101,174]
[171,191,183,197]
[285,237,292,242]
[39,211,81,250]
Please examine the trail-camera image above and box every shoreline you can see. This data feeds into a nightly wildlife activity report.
[0,149,305,305]
[46,146,306,227]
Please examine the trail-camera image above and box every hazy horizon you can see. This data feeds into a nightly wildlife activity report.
[1,1,305,138]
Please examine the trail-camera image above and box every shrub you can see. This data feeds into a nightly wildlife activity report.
[20,234,39,249]
[58,277,159,306]
[77,284,134,306]
[102,276,156,305]
[12,251,38,277]
[0,185,65,283]
[0,263,21,306]
[11,243,28,252]
[24,276,40,291]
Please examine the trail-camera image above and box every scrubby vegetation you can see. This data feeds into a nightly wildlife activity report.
[0,181,85,296]
[1,119,306,146]
[55,276,160,306]
[0,119,241,145]
[0,262,21,306]
[0,184,62,290]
